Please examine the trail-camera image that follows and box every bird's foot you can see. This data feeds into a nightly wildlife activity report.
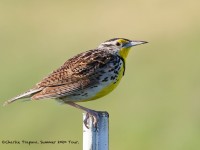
[84,110,100,129]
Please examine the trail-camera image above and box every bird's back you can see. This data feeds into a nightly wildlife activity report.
[31,48,125,101]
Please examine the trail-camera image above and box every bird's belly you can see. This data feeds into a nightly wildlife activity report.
[67,66,124,102]
[84,78,121,101]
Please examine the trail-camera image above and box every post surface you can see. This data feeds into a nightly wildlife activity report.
[83,112,109,150]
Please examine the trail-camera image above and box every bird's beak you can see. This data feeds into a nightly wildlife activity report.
[123,40,148,48]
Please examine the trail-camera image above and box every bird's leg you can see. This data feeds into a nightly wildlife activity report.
[65,101,100,129]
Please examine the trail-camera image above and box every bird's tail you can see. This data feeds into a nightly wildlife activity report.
[3,88,43,106]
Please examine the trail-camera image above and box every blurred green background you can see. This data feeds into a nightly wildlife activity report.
[0,0,200,150]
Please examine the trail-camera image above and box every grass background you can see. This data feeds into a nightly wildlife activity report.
[0,0,200,150]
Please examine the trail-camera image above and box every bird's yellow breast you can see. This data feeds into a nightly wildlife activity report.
[82,65,124,102]
[80,48,131,102]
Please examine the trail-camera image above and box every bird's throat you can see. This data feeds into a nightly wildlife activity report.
[119,47,131,59]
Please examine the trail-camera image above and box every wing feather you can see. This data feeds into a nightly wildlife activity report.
[32,49,116,100]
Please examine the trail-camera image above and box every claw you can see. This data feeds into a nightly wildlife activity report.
[64,102,102,130]
[84,111,100,130]
[84,113,90,129]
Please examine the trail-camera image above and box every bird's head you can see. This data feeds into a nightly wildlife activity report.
[98,38,148,59]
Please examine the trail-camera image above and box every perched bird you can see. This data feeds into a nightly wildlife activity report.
[3,38,147,127]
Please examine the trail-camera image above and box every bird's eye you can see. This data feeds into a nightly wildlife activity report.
[116,42,121,46]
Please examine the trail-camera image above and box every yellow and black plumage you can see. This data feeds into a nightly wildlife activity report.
[3,38,147,127]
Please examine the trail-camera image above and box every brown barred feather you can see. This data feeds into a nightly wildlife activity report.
[31,49,116,100]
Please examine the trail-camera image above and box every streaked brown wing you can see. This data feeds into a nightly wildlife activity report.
[32,77,93,99]
[32,49,115,100]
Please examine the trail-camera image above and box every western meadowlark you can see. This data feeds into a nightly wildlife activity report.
[3,38,147,127]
